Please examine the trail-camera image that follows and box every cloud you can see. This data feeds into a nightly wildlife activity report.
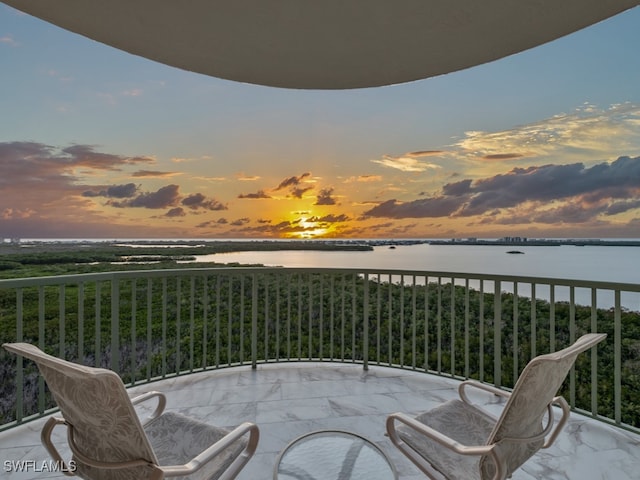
[132,170,182,178]
[407,151,444,157]
[84,184,226,212]
[275,172,311,190]
[195,217,230,228]
[0,142,154,182]
[363,197,463,219]
[343,175,382,183]
[263,172,316,199]
[236,172,261,181]
[97,87,146,105]
[0,141,202,237]
[484,198,640,227]
[372,152,443,172]
[82,183,139,198]
[307,214,350,223]
[2,208,35,220]
[181,193,227,211]
[0,35,18,47]
[0,141,154,215]
[458,156,640,216]
[110,184,181,209]
[238,190,271,199]
[441,179,473,196]
[165,207,186,217]
[232,219,319,237]
[604,199,640,215]
[105,187,226,211]
[61,145,154,170]
[122,89,143,97]
[364,156,640,220]
[482,153,524,160]
[452,103,640,164]
[357,175,382,182]
[195,175,227,182]
[230,217,250,226]
[368,222,394,231]
[290,186,314,199]
[315,188,337,205]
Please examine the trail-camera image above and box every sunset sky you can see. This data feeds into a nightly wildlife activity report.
[1,5,640,239]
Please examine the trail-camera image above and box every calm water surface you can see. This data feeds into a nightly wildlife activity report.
[194,243,639,284]
[193,244,640,308]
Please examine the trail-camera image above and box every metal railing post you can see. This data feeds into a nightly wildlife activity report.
[111,279,120,374]
[252,273,258,369]
[494,281,502,388]
[363,273,369,371]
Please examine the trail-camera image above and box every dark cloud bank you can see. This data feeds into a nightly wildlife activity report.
[364,156,640,224]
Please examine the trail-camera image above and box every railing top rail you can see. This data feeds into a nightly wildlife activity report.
[0,266,639,292]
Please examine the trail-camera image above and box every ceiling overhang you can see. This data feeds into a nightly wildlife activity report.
[3,0,639,89]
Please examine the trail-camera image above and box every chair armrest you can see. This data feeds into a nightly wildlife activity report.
[159,421,260,479]
[543,396,570,448]
[387,412,493,456]
[489,397,569,447]
[131,391,166,425]
[458,380,511,405]
[387,413,505,480]
[40,417,78,477]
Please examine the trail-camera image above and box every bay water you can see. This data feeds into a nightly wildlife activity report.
[192,243,640,308]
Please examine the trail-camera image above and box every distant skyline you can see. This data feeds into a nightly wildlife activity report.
[1,5,640,239]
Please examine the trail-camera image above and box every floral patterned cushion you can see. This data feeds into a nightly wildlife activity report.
[396,399,496,480]
[145,412,248,480]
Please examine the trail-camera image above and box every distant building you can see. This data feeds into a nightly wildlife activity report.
[501,236,528,243]
[1,238,21,245]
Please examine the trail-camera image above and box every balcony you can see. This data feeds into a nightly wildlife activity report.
[1,267,640,478]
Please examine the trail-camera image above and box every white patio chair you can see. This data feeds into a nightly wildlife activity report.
[3,343,259,480]
[386,333,606,480]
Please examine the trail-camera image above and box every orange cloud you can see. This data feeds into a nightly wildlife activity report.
[407,150,444,157]
[236,172,261,181]
[372,154,442,172]
[482,153,525,161]
[344,175,382,183]
[132,170,182,178]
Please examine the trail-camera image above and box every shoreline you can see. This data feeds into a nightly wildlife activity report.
[2,237,639,255]
[429,239,640,247]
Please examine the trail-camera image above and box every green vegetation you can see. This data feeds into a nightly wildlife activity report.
[0,241,371,279]
[0,254,638,431]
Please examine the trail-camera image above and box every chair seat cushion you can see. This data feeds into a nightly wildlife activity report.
[144,412,248,480]
[396,399,497,480]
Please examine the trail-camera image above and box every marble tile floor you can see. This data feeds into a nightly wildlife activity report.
[1,362,639,480]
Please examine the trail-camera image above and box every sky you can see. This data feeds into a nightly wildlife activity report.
[1,5,640,240]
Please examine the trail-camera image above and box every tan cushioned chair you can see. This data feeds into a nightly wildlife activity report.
[3,343,259,480]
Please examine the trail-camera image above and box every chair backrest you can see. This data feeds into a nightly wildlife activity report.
[4,343,159,480]
[480,333,606,478]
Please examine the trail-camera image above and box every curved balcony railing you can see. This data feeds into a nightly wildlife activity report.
[1,267,639,434]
